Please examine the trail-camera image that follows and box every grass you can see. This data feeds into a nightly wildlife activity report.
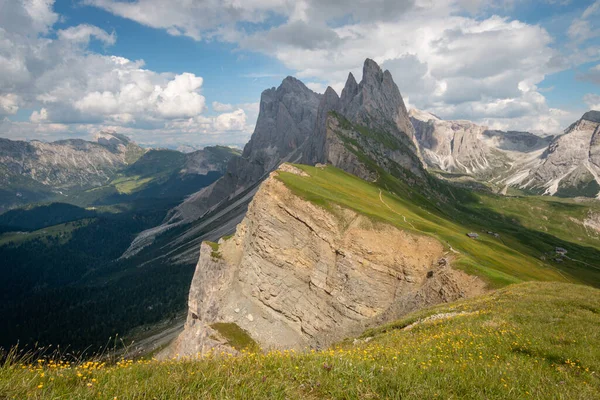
[206,241,222,259]
[275,164,600,289]
[210,323,259,352]
[0,219,95,246]
[113,176,155,195]
[1,282,598,399]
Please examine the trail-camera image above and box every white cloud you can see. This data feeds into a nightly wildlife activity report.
[568,0,600,42]
[0,0,217,144]
[212,101,234,112]
[582,0,600,19]
[584,93,600,110]
[57,24,117,45]
[30,107,48,123]
[241,10,567,132]
[2,0,597,147]
[0,94,20,116]
[214,109,246,131]
[84,0,290,41]
[305,82,327,93]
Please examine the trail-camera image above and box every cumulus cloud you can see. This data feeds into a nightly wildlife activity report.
[0,94,20,116]
[84,0,289,40]
[3,0,598,147]
[30,107,48,123]
[212,101,234,112]
[0,0,250,146]
[242,9,567,132]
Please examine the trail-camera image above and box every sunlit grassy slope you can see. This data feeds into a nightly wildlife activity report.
[2,282,598,399]
[0,219,95,246]
[276,165,600,289]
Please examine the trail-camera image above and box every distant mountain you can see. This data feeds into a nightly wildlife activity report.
[503,111,600,197]
[409,109,553,180]
[410,109,600,198]
[0,130,240,211]
[0,131,145,211]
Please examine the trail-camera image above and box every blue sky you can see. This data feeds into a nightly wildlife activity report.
[0,0,599,147]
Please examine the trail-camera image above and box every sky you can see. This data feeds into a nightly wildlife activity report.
[0,0,599,149]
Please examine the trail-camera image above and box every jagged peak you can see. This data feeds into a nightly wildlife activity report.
[582,110,600,123]
[362,58,384,83]
[323,86,340,101]
[94,130,132,147]
[409,108,441,122]
[340,72,359,103]
[278,76,315,95]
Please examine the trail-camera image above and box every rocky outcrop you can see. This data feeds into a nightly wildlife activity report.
[124,59,427,263]
[303,59,425,180]
[409,109,552,177]
[166,165,485,357]
[507,111,600,197]
[122,78,322,258]
[339,60,417,152]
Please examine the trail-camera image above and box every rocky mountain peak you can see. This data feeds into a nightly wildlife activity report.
[339,59,417,148]
[94,130,133,152]
[362,57,384,85]
[582,110,600,124]
[340,72,359,105]
[241,76,321,167]
[278,76,310,94]
[409,108,441,122]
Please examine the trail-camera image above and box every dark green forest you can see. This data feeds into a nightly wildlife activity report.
[0,207,195,353]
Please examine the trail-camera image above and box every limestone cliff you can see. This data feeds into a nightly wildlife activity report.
[515,111,600,197]
[123,78,322,259]
[166,165,485,357]
[409,109,552,178]
[303,59,424,179]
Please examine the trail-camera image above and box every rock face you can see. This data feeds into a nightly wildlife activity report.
[166,165,485,357]
[125,58,428,264]
[409,109,552,177]
[122,78,322,259]
[512,111,600,197]
[339,60,418,152]
[303,59,424,180]
[410,109,600,198]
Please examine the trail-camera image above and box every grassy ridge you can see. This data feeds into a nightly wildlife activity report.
[1,282,598,399]
[276,165,600,288]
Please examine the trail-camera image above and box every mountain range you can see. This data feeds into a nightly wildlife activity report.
[1,59,600,360]
[136,59,599,357]
[0,131,240,212]
[411,108,600,198]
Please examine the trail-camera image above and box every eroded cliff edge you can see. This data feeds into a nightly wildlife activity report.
[165,165,485,357]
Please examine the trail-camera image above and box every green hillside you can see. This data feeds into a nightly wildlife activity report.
[2,282,598,399]
[277,165,600,288]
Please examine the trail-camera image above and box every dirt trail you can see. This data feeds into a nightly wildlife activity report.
[378,189,416,229]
